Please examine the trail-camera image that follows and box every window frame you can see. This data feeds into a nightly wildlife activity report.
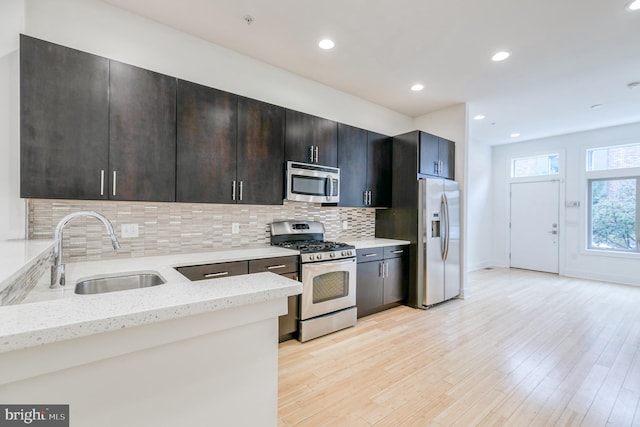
[586,176,639,253]
[584,139,640,256]
[510,153,560,179]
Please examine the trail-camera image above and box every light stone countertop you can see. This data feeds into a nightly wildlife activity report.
[0,239,408,353]
[347,238,411,249]
[1,245,301,353]
[0,239,54,294]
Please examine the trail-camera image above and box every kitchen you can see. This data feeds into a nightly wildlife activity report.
[2,0,640,426]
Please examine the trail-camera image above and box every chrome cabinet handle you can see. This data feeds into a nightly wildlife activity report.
[314,146,319,163]
[384,262,389,278]
[309,146,315,163]
[239,181,243,201]
[204,272,229,278]
[112,171,117,196]
[100,170,105,196]
[327,175,334,200]
[363,191,368,205]
[267,264,287,270]
[232,180,236,201]
[390,250,404,254]
[363,253,377,257]
[379,262,383,277]
[368,191,372,205]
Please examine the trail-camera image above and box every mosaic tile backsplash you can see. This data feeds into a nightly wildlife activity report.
[28,199,376,262]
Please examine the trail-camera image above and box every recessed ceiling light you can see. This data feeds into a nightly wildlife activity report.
[411,84,424,91]
[510,133,521,138]
[491,51,511,62]
[473,114,486,120]
[318,39,335,50]
[590,104,604,110]
[628,0,640,10]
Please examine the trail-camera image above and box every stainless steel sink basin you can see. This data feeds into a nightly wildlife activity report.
[75,272,166,295]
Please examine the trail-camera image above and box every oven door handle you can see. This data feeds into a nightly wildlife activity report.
[305,258,355,269]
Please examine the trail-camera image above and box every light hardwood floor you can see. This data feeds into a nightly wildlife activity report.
[278,268,640,426]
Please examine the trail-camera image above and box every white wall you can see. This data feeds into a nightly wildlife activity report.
[492,121,640,286]
[466,138,493,271]
[0,0,25,240]
[24,0,412,136]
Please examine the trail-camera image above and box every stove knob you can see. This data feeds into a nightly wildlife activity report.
[330,252,336,258]
[309,254,315,261]
[348,250,353,256]
[341,251,345,256]
[317,254,322,260]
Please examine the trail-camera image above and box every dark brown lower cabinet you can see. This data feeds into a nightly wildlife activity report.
[356,245,408,318]
[175,256,300,341]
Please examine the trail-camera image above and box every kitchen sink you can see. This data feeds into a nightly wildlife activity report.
[75,272,166,295]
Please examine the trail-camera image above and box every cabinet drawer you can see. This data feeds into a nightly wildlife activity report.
[176,261,249,281]
[356,248,384,263]
[384,245,408,259]
[249,256,298,274]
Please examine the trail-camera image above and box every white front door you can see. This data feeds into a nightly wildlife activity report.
[510,180,559,273]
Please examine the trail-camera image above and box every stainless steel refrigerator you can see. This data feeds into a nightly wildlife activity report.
[418,178,460,306]
[376,176,460,309]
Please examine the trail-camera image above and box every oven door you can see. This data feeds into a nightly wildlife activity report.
[300,257,356,320]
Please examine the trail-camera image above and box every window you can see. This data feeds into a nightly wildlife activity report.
[587,143,640,171]
[588,178,638,252]
[511,153,559,178]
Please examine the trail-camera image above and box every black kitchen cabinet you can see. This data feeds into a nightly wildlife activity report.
[20,35,109,199]
[20,35,176,202]
[177,84,285,205]
[176,80,238,203]
[356,245,408,318]
[337,124,391,207]
[237,97,285,205]
[416,131,455,180]
[109,61,176,201]
[176,255,300,342]
[249,256,299,342]
[285,109,338,166]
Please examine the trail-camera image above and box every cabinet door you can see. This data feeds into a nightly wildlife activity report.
[367,132,392,207]
[383,256,408,305]
[356,261,384,318]
[439,137,455,180]
[418,131,440,177]
[176,80,237,203]
[285,110,337,166]
[237,97,285,205]
[20,35,109,199]
[337,124,367,207]
[109,61,176,201]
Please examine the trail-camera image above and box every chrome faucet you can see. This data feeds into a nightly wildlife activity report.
[50,211,121,288]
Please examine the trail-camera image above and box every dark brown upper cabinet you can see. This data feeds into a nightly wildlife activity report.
[20,35,109,199]
[176,80,238,204]
[417,131,455,180]
[20,35,176,202]
[285,109,337,166]
[176,82,285,205]
[109,61,177,202]
[337,124,391,207]
[236,97,285,205]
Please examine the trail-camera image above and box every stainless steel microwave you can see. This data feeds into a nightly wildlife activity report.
[286,161,340,203]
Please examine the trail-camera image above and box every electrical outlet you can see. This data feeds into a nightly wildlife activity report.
[342,220,349,230]
[232,222,240,234]
[121,223,139,238]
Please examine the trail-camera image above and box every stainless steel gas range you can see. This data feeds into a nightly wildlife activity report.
[270,220,357,342]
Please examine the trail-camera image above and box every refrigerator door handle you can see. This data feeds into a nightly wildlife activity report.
[442,193,450,261]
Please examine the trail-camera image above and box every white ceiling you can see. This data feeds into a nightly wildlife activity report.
[102,0,640,145]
